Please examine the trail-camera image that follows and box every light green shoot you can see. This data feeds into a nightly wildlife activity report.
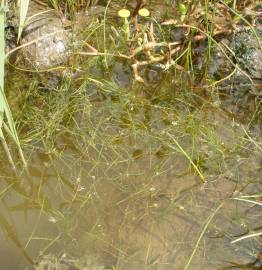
[179,3,187,22]
[17,0,30,41]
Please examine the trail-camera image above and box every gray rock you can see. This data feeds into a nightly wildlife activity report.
[195,27,262,96]
[16,1,103,71]
[20,2,71,70]
[230,29,262,79]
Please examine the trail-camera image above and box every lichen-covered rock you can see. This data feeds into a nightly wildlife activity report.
[195,26,262,96]
[230,29,262,79]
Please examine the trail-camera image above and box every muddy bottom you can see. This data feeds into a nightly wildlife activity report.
[1,0,262,267]
[1,64,262,270]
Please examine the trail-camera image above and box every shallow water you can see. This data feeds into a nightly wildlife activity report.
[1,66,262,270]
[1,0,262,269]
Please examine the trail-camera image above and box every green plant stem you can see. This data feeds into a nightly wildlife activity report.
[184,202,224,270]
[0,135,16,170]
[166,132,205,182]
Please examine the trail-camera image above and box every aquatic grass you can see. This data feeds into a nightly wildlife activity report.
[165,132,205,182]
[1,1,261,267]
[230,195,262,244]
[233,197,262,207]
[184,202,224,270]
[241,126,262,152]
[2,69,261,268]
[231,231,262,244]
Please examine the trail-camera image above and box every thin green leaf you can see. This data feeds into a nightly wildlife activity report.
[18,0,30,41]
[0,88,19,144]
[0,3,24,168]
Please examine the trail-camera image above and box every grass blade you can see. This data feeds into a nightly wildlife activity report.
[184,203,224,270]
[231,231,262,244]
[233,197,262,207]
[0,2,27,170]
[166,132,205,182]
[18,0,30,41]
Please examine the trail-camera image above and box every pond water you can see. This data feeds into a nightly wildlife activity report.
[1,64,261,270]
[1,0,262,269]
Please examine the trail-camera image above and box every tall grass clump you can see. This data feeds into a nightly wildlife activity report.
[0,0,29,170]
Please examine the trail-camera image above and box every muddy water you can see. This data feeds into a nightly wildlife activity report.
[1,67,262,270]
[1,1,262,269]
